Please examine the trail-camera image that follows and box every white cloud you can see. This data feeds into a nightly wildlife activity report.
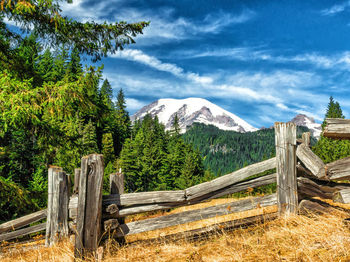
[125,98,147,111]
[321,1,350,16]
[182,47,350,72]
[276,103,289,110]
[61,2,255,44]
[111,49,213,84]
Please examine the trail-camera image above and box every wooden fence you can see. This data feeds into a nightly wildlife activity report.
[1,120,350,259]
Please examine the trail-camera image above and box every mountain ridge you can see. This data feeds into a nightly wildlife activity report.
[131,98,257,133]
[131,98,322,138]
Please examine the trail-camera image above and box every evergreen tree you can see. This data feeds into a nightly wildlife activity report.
[322,96,345,129]
[51,46,69,82]
[37,49,54,83]
[313,96,350,163]
[66,47,82,81]
[120,114,204,192]
[1,1,149,61]
[114,88,131,157]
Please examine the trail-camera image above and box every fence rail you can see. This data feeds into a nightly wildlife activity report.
[1,119,350,259]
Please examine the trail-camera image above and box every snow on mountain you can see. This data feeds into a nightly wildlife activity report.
[131,98,257,133]
[289,114,322,138]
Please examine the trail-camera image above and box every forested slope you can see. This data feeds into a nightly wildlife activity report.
[183,123,315,176]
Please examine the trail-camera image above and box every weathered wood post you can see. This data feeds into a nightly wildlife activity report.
[274,122,298,215]
[302,132,311,146]
[74,154,104,259]
[73,168,81,194]
[45,167,70,247]
[109,171,125,243]
[110,171,124,195]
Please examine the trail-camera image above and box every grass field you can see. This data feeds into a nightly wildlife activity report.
[1,197,350,262]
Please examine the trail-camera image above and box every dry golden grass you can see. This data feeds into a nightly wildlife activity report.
[1,197,350,262]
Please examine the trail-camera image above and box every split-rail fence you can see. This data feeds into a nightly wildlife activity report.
[1,120,350,259]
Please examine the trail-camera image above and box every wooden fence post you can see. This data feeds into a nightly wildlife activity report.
[74,154,104,259]
[45,167,70,247]
[302,132,311,146]
[73,168,81,194]
[110,171,124,195]
[274,122,298,215]
[109,171,125,243]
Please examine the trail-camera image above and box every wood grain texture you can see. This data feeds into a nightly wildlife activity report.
[73,168,81,194]
[103,191,186,207]
[74,154,104,258]
[296,144,326,179]
[114,193,277,237]
[110,173,124,195]
[0,209,47,234]
[302,132,311,146]
[116,174,277,217]
[326,156,350,180]
[129,213,278,244]
[275,122,298,215]
[185,158,276,201]
[333,188,350,204]
[324,118,350,139]
[69,174,276,218]
[297,177,350,201]
[46,167,69,247]
[0,222,46,242]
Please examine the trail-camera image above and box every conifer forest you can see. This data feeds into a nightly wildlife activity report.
[1,1,350,226]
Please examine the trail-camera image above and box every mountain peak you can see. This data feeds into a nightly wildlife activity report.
[131,98,257,133]
[289,114,321,138]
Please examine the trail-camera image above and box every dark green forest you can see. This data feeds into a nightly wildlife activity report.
[1,1,350,225]
[183,123,316,176]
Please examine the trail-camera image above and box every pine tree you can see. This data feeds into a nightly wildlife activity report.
[114,88,131,157]
[37,49,54,83]
[314,96,350,163]
[51,46,69,82]
[66,47,82,81]
[1,1,149,61]
[322,96,345,129]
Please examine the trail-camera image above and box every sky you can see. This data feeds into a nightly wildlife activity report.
[16,0,350,128]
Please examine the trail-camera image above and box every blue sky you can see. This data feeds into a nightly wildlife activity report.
[27,1,350,127]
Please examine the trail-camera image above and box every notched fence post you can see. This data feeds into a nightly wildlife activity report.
[74,154,104,259]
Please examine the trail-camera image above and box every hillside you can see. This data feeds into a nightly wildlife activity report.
[182,123,316,176]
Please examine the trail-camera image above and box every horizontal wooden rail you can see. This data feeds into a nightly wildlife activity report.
[69,173,277,219]
[0,222,46,242]
[185,157,276,200]
[129,213,278,244]
[325,157,350,181]
[193,173,276,202]
[297,177,350,200]
[69,191,186,211]
[323,118,350,139]
[113,193,277,237]
[0,209,47,234]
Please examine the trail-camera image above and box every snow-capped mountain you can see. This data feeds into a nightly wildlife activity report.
[131,98,257,133]
[289,114,322,138]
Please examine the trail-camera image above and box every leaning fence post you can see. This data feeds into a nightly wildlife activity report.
[109,170,125,243]
[302,132,311,147]
[74,154,104,259]
[45,167,70,247]
[274,122,298,215]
